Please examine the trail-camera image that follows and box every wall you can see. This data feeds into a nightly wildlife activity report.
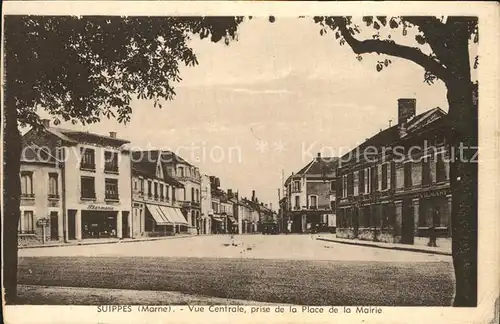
[19,163,63,245]
[305,180,330,209]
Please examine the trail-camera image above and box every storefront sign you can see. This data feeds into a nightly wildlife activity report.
[88,205,115,211]
[419,189,449,199]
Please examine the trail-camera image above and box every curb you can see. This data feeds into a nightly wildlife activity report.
[19,234,198,249]
[316,237,452,256]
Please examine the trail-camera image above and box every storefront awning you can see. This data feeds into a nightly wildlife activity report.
[171,207,188,225]
[157,206,179,225]
[146,204,171,226]
[227,216,237,223]
[211,215,223,222]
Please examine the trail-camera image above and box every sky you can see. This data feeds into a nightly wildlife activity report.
[35,17,452,209]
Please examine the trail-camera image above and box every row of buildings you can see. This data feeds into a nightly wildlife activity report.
[18,120,276,246]
[279,98,452,244]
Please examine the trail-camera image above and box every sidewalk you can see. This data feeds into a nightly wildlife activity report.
[19,234,197,249]
[317,234,451,256]
[17,284,285,305]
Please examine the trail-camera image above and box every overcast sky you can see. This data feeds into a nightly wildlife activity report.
[38,17,455,208]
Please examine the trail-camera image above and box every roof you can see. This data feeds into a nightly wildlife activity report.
[339,107,447,164]
[47,127,130,147]
[131,151,184,187]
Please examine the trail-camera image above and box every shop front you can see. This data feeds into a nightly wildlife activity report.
[67,205,130,241]
[81,210,118,239]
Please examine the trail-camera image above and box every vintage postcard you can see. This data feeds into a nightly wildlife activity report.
[2,1,499,323]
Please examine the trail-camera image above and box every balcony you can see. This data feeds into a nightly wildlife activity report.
[48,194,60,200]
[183,201,201,208]
[21,193,35,199]
[105,195,119,202]
[293,206,301,211]
[104,165,119,174]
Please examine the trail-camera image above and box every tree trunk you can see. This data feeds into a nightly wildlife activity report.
[447,79,478,307]
[3,99,22,304]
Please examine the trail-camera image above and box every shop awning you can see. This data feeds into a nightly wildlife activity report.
[170,207,188,225]
[157,206,178,224]
[227,216,237,223]
[146,204,171,226]
[211,215,223,222]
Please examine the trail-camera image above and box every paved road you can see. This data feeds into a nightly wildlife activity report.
[18,235,454,305]
[19,234,451,262]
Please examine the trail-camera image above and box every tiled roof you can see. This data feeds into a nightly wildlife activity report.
[48,127,130,147]
[131,151,184,187]
[339,107,447,163]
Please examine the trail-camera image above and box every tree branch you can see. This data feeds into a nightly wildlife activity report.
[335,17,451,83]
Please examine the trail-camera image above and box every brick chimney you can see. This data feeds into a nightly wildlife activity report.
[109,131,117,138]
[252,190,256,202]
[227,189,233,198]
[398,98,416,138]
[316,152,321,161]
[398,98,416,125]
[41,119,50,128]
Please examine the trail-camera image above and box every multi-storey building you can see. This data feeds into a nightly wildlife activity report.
[18,143,63,246]
[23,120,132,241]
[284,153,338,233]
[131,150,187,237]
[160,151,202,234]
[200,174,213,234]
[336,99,451,244]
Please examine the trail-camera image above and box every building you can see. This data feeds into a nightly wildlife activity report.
[23,120,132,242]
[160,151,202,234]
[131,150,187,237]
[336,99,451,244]
[200,174,213,234]
[284,153,338,233]
[18,143,63,246]
[227,190,239,234]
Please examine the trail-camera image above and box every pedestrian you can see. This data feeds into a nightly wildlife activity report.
[428,209,439,247]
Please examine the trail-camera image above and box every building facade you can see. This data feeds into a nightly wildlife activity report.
[161,151,202,235]
[131,150,187,237]
[200,174,213,234]
[23,121,132,242]
[336,99,451,244]
[18,144,64,246]
[284,153,338,233]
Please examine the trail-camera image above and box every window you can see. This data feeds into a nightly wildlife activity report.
[105,178,119,200]
[154,182,158,199]
[81,176,96,199]
[80,148,96,170]
[196,189,200,202]
[364,167,371,193]
[191,188,195,202]
[160,184,164,199]
[436,154,447,182]
[48,173,58,198]
[140,179,144,194]
[294,196,300,209]
[371,166,378,192]
[404,162,413,188]
[381,164,389,190]
[20,171,34,197]
[342,174,348,198]
[166,185,170,200]
[178,166,184,177]
[292,180,301,192]
[172,187,176,201]
[330,181,335,191]
[422,158,431,186]
[347,173,354,196]
[147,180,152,198]
[309,196,318,209]
[358,169,364,194]
[19,211,34,234]
[104,151,119,172]
[330,201,336,210]
[133,179,138,191]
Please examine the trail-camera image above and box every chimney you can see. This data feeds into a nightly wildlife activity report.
[109,131,117,138]
[316,152,321,161]
[270,203,273,210]
[228,189,233,198]
[41,119,50,128]
[252,190,256,202]
[397,98,416,125]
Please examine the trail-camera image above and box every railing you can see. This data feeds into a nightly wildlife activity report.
[21,193,35,199]
[105,195,119,201]
[48,194,60,199]
[80,163,96,171]
[104,165,119,174]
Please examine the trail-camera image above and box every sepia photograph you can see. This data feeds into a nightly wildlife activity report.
[1,2,498,324]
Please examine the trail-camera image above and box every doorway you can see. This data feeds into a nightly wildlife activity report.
[401,199,415,244]
[68,209,76,240]
[50,211,59,240]
[122,211,130,238]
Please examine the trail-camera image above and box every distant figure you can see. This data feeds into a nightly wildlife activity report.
[287,222,292,234]
[428,209,439,247]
